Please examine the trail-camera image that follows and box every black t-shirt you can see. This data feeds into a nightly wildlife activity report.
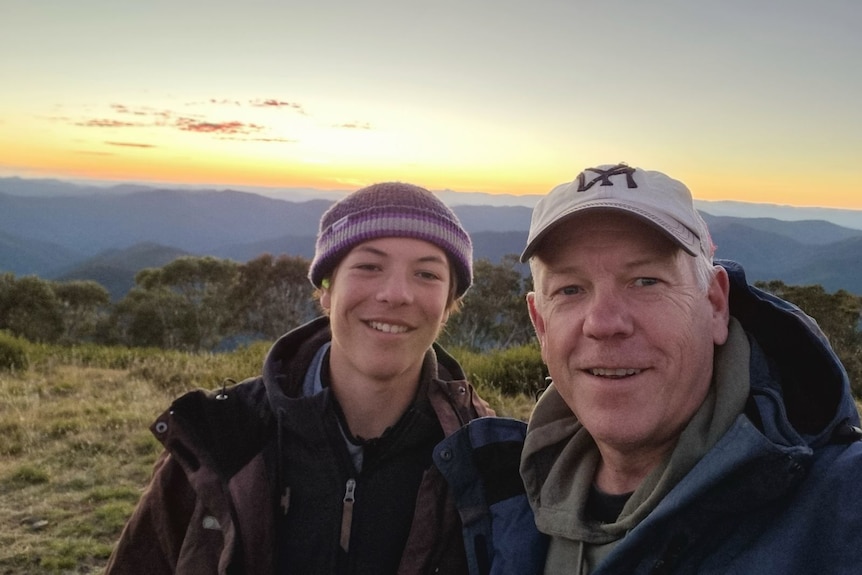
[585,484,633,524]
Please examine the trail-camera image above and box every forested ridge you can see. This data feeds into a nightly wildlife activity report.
[1,252,860,398]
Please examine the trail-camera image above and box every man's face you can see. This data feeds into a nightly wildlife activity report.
[320,236,452,386]
[527,211,730,461]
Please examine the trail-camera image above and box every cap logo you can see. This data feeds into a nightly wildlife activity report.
[576,164,637,192]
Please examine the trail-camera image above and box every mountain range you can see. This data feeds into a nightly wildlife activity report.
[1,177,861,300]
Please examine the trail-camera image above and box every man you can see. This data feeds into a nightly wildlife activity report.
[519,163,862,574]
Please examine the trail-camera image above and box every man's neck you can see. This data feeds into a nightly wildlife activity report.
[594,441,674,494]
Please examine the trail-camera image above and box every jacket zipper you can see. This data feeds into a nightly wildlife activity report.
[340,478,356,552]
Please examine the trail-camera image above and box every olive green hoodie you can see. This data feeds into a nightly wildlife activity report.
[520,318,751,574]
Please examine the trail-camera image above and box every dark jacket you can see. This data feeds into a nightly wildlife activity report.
[521,260,862,574]
[106,316,545,574]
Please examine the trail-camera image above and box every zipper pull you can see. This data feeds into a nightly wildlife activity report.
[340,478,356,552]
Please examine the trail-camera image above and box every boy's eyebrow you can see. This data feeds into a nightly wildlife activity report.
[352,245,386,257]
[416,254,448,265]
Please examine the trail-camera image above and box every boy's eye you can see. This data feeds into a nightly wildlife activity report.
[353,263,381,272]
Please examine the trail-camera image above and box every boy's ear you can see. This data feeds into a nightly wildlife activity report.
[319,278,332,311]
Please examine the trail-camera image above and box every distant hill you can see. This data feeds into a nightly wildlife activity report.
[695,199,862,231]
[781,236,862,294]
[211,234,317,263]
[0,229,85,276]
[1,178,862,297]
[702,213,862,246]
[0,189,331,256]
[4,176,861,230]
[708,222,818,281]
[52,243,192,300]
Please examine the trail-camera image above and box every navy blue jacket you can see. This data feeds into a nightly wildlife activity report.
[524,260,862,574]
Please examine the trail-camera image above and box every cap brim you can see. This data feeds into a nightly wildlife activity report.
[520,203,699,262]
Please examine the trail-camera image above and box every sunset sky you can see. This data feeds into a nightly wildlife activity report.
[2,0,860,208]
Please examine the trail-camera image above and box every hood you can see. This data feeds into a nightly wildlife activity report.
[519,259,857,547]
[260,316,483,432]
[720,259,859,442]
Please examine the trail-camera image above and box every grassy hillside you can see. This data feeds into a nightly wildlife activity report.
[0,342,536,573]
[6,339,855,573]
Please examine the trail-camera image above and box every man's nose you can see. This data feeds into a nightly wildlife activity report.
[582,289,633,339]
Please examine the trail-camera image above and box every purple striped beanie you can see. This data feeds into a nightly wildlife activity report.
[308,182,473,297]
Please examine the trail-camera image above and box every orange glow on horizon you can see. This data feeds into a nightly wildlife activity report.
[2,144,861,210]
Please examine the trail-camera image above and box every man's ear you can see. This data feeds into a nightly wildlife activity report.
[708,265,731,346]
[526,292,548,360]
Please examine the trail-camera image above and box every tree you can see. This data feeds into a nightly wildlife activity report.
[228,253,316,340]
[115,256,240,350]
[0,274,63,343]
[442,256,534,351]
[756,280,862,398]
[108,287,192,348]
[52,280,111,343]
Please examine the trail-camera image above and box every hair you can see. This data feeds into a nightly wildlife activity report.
[692,250,718,293]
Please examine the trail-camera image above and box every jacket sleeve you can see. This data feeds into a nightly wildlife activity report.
[434,417,548,575]
[104,450,197,573]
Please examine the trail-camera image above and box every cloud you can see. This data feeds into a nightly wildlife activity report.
[76,119,140,128]
[110,104,150,116]
[336,122,372,130]
[176,118,264,134]
[62,97,319,143]
[104,141,156,148]
[110,104,174,124]
[249,99,306,114]
[219,136,298,143]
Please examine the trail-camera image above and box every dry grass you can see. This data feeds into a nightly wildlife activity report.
[0,344,535,573]
[0,364,169,573]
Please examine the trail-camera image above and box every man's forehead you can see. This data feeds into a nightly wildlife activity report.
[536,210,678,253]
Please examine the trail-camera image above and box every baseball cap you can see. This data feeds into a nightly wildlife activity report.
[520,163,714,262]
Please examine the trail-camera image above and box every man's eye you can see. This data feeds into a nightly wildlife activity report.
[634,277,659,287]
[559,285,582,296]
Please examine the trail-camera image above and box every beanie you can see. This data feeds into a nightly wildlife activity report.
[308,182,473,297]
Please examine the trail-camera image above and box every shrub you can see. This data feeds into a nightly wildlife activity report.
[453,342,548,397]
[0,331,29,372]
